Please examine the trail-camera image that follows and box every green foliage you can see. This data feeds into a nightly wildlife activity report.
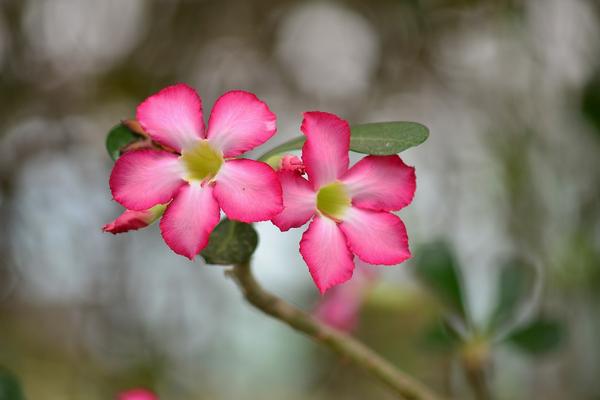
[106,123,144,160]
[259,137,306,165]
[349,121,429,155]
[258,121,429,162]
[201,219,259,265]
[412,241,466,318]
[488,258,535,331]
[0,368,25,400]
[421,320,461,353]
[582,71,600,135]
[505,318,564,355]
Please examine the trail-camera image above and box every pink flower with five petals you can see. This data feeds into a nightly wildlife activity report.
[272,112,416,293]
[109,84,283,259]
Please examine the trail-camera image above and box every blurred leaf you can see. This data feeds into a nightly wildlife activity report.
[201,219,258,265]
[412,241,466,318]
[505,318,564,355]
[488,258,535,331]
[106,123,144,161]
[421,319,461,353]
[0,367,25,400]
[582,72,600,135]
[258,121,429,162]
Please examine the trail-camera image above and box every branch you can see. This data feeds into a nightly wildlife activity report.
[226,262,445,400]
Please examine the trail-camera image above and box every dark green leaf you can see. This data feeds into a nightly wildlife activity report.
[258,121,429,162]
[0,367,25,400]
[421,319,462,353]
[106,123,144,161]
[582,71,600,136]
[505,318,564,355]
[412,241,466,318]
[201,219,259,265]
[488,258,535,332]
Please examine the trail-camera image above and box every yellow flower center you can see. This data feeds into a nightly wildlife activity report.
[316,182,351,220]
[180,141,223,182]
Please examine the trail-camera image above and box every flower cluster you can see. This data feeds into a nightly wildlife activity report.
[105,84,416,292]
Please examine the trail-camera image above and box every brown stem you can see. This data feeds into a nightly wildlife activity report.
[461,336,492,400]
[226,262,444,400]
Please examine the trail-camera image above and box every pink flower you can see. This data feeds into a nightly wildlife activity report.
[117,388,158,400]
[271,112,416,293]
[103,204,166,234]
[109,84,283,259]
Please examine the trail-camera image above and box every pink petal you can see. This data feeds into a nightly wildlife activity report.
[136,83,205,151]
[339,207,411,265]
[206,91,276,157]
[341,155,416,211]
[271,170,316,231]
[103,205,165,234]
[301,112,350,189]
[300,216,354,293]
[159,183,220,260]
[117,389,158,400]
[109,150,185,211]
[213,159,283,223]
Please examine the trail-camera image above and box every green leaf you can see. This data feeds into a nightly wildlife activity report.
[259,137,306,166]
[582,71,600,136]
[421,319,462,353]
[488,258,535,332]
[200,219,259,265]
[0,367,25,400]
[505,318,564,355]
[349,121,429,155]
[106,123,144,161]
[412,241,466,318]
[258,121,428,162]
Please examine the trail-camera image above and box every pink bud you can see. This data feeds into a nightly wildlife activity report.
[315,285,362,332]
[117,388,158,400]
[280,155,305,174]
[314,262,380,331]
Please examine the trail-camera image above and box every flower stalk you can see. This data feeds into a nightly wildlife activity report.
[226,262,444,400]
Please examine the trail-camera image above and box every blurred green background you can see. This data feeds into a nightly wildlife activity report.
[0,0,599,399]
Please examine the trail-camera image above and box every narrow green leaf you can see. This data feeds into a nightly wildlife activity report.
[259,136,306,165]
[488,258,535,331]
[412,241,466,319]
[0,367,25,400]
[505,318,564,355]
[200,219,259,265]
[258,121,429,162]
[106,123,144,161]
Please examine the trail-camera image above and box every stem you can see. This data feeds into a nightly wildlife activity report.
[226,262,444,400]
[463,363,491,400]
[461,336,492,400]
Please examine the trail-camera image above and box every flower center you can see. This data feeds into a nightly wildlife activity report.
[180,141,223,182]
[316,182,351,220]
